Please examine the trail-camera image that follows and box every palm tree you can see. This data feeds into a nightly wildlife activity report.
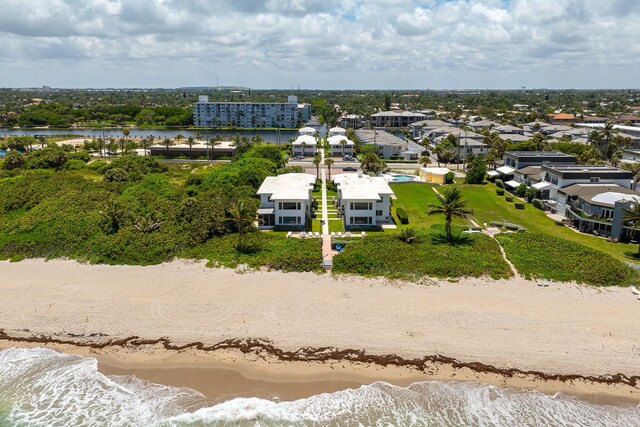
[122,128,130,140]
[118,138,126,156]
[623,204,640,255]
[175,134,184,145]
[419,156,432,168]
[340,139,347,157]
[187,136,195,154]
[324,158,334,179]
[227,200,256,250]
[427,186,474,242]
[162,138,172,153]
[396,227,418,244]
[100,200,127,234]
[313,154,321,179]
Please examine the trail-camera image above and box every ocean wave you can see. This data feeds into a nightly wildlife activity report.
[0,347,638,426]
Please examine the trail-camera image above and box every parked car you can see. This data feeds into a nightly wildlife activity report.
[343,166,358,171]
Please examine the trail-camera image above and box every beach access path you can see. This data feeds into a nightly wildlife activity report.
[1,259,639,382]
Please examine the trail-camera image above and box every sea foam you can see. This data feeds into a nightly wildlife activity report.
[0,347,638,427]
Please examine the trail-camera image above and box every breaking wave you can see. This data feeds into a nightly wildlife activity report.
[0,347,638,426]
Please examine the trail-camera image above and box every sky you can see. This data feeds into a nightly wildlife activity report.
[0,0,638,89]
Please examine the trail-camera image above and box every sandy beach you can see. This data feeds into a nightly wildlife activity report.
[1,259,639,404]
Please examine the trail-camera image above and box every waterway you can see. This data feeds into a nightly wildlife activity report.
[0,128,300,144]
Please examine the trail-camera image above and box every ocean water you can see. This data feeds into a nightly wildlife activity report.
[0,348,638,427]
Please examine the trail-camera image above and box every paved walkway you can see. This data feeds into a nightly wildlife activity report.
[320,148,333,269]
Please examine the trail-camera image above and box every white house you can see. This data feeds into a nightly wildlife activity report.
[256,173,316,229]
[292,134,318,157]
[329,127,347,137]
[333,173,396,228]
[298,126,316,136]
[327,135,355,157]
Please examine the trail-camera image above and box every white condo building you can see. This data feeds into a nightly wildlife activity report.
[194,95,311,128]
[327,126,355,157]
[333,174,396,228]
[256,173,316,229]
[292,127,318,157]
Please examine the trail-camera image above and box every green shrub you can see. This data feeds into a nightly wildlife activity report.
[496,188,505,196]
[2,151,25,170]
[396,207,409,224]
[496,233,640,287]
[9,254,23,263]
[103,168,130,182]
[504,223,520,230]
[490,221,503,227]
[516,183,527,197]
[87,160,108,171]
[495,179,504,189]
[532,198,545,210]
[185,174,204,186]
[64,159,86,170]
[514,202,525,209]
[445,171,455,184]
[505,196,514,202]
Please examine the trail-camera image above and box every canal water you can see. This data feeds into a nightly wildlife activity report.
[0,128,300,144]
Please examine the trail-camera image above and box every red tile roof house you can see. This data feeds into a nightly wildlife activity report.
[547,113,577,125]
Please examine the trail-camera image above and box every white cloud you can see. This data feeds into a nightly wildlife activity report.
[0,0,637,88]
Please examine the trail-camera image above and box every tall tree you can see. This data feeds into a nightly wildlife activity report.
[313,154,321,179]
[122,128,130,139]
[427,186,473,242]
[324,158,334,179]
[187,136,195,153]
[227,200,256,250]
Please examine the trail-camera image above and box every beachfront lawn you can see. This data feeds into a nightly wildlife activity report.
[333,226,511,280]
[390,183,471,229]
[496,233,640,287]
[185,232,323,272]
[455,183,640,264]
[329,219,345,233]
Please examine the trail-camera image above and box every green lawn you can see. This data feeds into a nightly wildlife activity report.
[329,219,345,233]
[390,183,470,229]
[455,183,640,263]
[333,228,511,280]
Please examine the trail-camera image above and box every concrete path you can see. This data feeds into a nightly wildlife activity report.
[320,146,332,269]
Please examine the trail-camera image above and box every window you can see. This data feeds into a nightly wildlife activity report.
[279,202,300,210]
[280,216,300,225]
[590,177,600,183]
[350,202,372,210]
[602,209,613,219]
[376,210,383,216]
[350,216,372,225]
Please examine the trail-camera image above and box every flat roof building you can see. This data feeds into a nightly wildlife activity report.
[333,173,396,229]
[194,95,311,129]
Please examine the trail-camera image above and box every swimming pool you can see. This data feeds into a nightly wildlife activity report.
[394,175,417,182]
[385,174,418,183]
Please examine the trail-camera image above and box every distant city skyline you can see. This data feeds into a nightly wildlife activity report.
[0,0,638,89]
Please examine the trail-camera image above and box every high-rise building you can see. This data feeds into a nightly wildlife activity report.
[194,95,311,128]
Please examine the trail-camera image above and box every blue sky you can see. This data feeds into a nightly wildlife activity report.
[0,0,638,89]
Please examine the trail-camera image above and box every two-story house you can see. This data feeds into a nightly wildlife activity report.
[333,173,396,229]
[256,173,316,229]
[540,164,635,202]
